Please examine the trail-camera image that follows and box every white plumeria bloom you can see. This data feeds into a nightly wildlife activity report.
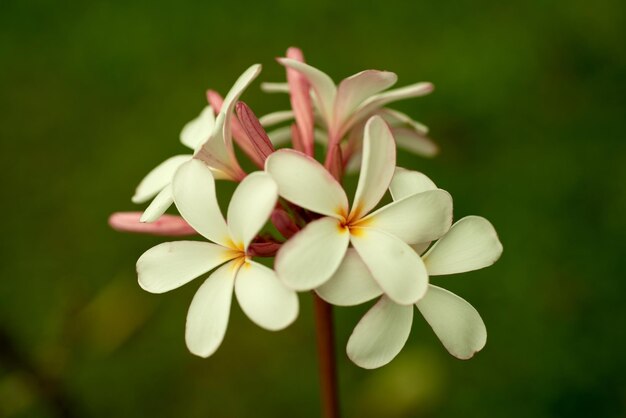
[265,116,453,305]
[132,64,261,223]
[317,169,503,369]
[261,58,434,156]
[136,159,298,358]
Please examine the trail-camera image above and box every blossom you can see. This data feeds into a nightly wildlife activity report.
[316,169,503,368]
[131,64,261,223]
[136,159,298,358]
[265,115,453,305]
[261,49,437,162]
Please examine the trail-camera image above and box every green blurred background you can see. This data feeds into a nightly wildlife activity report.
[1,0,625,417]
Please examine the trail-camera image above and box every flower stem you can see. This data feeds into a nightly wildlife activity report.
[312,293,340,418]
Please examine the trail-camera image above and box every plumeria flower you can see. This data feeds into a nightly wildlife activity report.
[317,169,503,368]
[137,159,298,358]
[261,49,435,162]
[265,115,453,305]
[131,64,261,223]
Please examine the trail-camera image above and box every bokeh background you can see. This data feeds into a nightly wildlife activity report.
[1,0,625,417]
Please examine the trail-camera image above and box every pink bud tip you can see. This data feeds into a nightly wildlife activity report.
[206,90,224,112]
[108,212,197,236]
[235,101,275,162]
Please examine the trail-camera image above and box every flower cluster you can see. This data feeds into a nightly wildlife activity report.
[110,48,502,368]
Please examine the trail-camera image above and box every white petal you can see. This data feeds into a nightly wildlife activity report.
[259,110,295,127]
[350,116,396,219]
[180,106,216,150]
[194,65,261,178]
[346,83,433,131]
[172,159,230,246]
[260,82,290,94]
[267,126,292,146]
[351,228,428,305]
[363,189,453,244]
[393,127,439,157]
[220,64,263,148]
[140,185,174,223]
[358,82,434,114]
[137,241,234,294]
[267,127,328,147]
[423,216,503,275]
[132,155,190,204]
[416,285,486,359]
[275,217,350,291]
[378,108,429,135]
[227,172,278,250]
[347,296,413,369]
[389,167,437,201]
[235,261,299,331]
[185,261,237,358]
[265,149,348,219]
[335,70,397,128]
[316,249,382,306]
[277,58,337,122]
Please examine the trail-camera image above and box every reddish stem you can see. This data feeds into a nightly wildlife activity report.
[313,293,340,418]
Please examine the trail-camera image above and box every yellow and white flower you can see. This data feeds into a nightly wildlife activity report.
[137,160,298,358]
[265,116,452,305]
[317,169,503,368]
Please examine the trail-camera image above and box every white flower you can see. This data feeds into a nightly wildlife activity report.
[265,116,453,305]
[317,169,503,368]
[261,53,436,158]
[132,64,261,223]
[136,159,298,358]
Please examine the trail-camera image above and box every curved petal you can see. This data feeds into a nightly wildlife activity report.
[267,126,292,146]
[423,216,503,276]
[260,82,290,93]
[265,149,348,219]
[357,82,434,115]
[221,64,263,148]
[172,159,230,246]
[227,172,278,250]
[378,108,429,135]
[259,110,294,127]
[335,70,397,128]
[194,66,261,180]
[351,228,428,305]
[185,261,237,358]
[363,189,453,244]
[132,155,190,204]
[140,185,174,223]
[235,261,299,331]
[316,249,382,306]
[389,167,437,201]
[180,106,215,150]
[275,217,350,291]
[137,241,235,294]
[393,127,439,158]
[416,285,486,359]
[350,116,396,219]
[347,296,413,369]
[277,58,337,122]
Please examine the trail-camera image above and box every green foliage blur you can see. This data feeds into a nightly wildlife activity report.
[1,0,625,417]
